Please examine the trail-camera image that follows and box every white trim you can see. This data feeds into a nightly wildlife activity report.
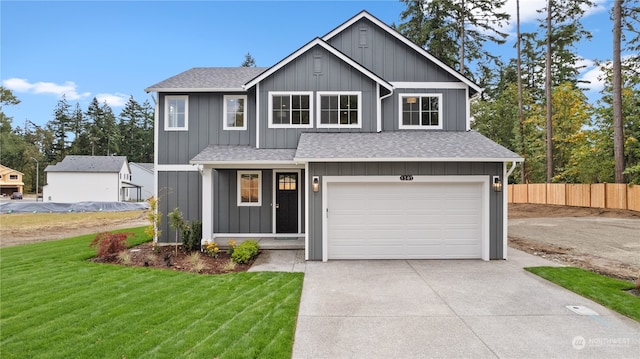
[156,164,201,171]
[212,233,302,239]
[237,170,262,206]
[256,83,260,148]
[465,87,470,131]
[294,157,524,163]
[243,38,393,92]
[391,82,468,90]
[164,95,188,131]
[316,91,362,129]
[223,95,248,131]
[321,175,490,262]
[146,87,247,93]
[376,84,381,132]
[322,11,482,94]
[304,162,310,260]
[202,168,213,243]
[189,162,302,169]
[268,91,314,129]
[272,169,303,235]
[502,163,508,260]
[398,93,443,130]
[152,93,159,244]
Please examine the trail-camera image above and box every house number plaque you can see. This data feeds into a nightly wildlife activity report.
[399,175,414,181]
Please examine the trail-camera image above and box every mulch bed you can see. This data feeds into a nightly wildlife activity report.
[91,242,257,274]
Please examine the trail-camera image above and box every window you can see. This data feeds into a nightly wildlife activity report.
[317,92,361,128]
[269,92,313,128]
[164,95,188,131]
[237,171,261,206]
[278,174,297,191]
[224,95,247,130]
[9,174,18,180]
[399,94,443,129]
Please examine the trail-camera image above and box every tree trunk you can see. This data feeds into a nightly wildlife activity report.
[459,0,466,74]
[545,0,554,183]
[517,0,527,183]
[612,0,625,183]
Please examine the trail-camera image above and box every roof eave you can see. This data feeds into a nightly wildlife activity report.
[145,87,247,93]
[293,157,524,163]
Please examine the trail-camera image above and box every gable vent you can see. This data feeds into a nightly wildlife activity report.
[359,27,368,47]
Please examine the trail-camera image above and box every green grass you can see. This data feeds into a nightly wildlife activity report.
[0,227,304,358]
[526,266,640,322]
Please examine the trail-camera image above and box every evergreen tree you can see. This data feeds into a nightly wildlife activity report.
[241,52,256,67]
[47,95,72,162]
[397,0,509,79]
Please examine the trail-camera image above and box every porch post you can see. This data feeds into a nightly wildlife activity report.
[201,167,213,245]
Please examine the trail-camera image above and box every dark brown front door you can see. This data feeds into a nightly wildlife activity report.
[276,173,298,233]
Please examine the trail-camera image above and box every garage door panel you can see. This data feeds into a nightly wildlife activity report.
[327,180,484,260]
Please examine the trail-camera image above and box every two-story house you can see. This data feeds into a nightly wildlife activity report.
[145,11,522,261]
[0,164,25,196]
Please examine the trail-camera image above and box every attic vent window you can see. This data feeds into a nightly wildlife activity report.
[313,55,322,74]
[359,28,368,47]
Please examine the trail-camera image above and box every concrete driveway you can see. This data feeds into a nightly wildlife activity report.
[291,249,640,358]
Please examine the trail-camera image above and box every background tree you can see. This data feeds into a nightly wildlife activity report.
[241,52,256,67]
[397,0,509,79]
[47,95,72,162]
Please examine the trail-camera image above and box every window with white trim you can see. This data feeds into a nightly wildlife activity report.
[399,93,443,129]
[164,95,188,131]
[317,92,361,128]
[223,95,247,130]
[237,171,261,206]
[269,92,313,128]
[9,174,18,180]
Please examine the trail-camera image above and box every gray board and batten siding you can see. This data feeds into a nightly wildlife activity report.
[157,171,202,244]
[306,161,505,261]
[325,17,458,83]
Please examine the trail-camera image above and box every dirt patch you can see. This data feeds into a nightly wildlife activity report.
[0,210,148,248]
[91,241,256,275]
[509,203,640,282]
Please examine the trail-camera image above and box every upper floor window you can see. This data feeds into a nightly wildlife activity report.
[269,92,313,128]
[164,96,188,131]
[9,174,18,180]
[399,94,443,129]
[223,95,247,130]
[317,92,361,128]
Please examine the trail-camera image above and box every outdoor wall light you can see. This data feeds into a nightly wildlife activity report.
[492,176,503,192]
[312,176,320,192]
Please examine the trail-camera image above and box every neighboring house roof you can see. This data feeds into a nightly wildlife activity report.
[45,156,129,173]
[191,145,296,165]
[322,10,482,95]
[130,162,154,173]
[144,67,268,92]
[294,131,523,162]
[0,164,24,175]
[243,38,394,92]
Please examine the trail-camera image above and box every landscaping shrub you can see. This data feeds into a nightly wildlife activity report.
[231,240,260,264]
[90,232,134,258]
[181,220,202,252]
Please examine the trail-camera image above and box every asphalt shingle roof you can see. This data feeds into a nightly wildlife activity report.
[145,67,268,92]
[294,131,523,161]
[45,156,128,172]
[191,145,296,163]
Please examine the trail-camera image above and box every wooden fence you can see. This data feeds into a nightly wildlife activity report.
[508,183,640,212]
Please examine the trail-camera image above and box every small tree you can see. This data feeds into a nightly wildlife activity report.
[145,196,161,249]
[168,208,185,256]
[90,232,134,258]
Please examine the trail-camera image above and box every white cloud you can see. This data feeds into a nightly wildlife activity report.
[501,0,608,31]
[2,78,90,100]
[96,93,128,107]
[579,65,606,93]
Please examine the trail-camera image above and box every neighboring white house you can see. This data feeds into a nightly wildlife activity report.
[43,156,138,203]
[128,162,154,201]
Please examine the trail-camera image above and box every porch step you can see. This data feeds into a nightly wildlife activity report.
[213,237,304,250]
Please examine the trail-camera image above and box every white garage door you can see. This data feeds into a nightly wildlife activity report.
[326,180,485,260]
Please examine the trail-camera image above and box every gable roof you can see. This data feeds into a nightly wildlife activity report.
[130,162,154,173]
[243,38,393,92]
[191,145,296,165]
[45,156,129,173]
[145,67,267,92]
[0,164,24,175]
[294,131,522,162]
[323,10,482,95]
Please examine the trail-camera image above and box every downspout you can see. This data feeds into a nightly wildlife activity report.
[377,84,394,133]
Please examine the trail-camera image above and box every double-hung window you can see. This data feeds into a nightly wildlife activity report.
[237,171,261,206]
[164,95,188,131]
[223,95,247,130]
[399,93,443,129]
[269,92,313,128]
[317,92,361,128]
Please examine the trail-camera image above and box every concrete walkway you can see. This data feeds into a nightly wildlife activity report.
[251,249,640,358]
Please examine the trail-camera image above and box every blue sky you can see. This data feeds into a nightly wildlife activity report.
[2,0,615,128]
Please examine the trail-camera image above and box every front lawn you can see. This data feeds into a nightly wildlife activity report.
[0,228,304,358]
[526,266,640,322]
